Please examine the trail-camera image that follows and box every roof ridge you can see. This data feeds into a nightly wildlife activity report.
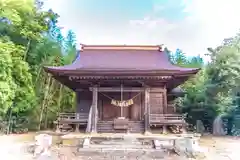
[79,44,163,51]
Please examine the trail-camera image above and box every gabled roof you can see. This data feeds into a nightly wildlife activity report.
[44,44,200,76]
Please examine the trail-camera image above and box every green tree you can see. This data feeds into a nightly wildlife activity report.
[0,0,47,115]
[0,0,77,132]
[175,33,240,133]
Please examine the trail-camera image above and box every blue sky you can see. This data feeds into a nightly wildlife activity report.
[44,0,240,59]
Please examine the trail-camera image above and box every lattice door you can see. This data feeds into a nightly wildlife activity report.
[149,92,164,114]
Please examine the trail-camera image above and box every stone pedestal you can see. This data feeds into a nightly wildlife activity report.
[162,126,167,134]
[83,138,90,148]
[196,120,205,134]
[144,131,151,135]
[34,134,52,158]
[174,136,200,156]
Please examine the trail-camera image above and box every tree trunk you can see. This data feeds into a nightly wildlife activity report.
[38,76,51,130]
[43,79,57,129]
[57,84,63,115]
[34,66,42,86]
[23,39,31,61]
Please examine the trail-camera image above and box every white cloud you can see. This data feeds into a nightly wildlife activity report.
[43,0,240,59]
[129,0,240,57]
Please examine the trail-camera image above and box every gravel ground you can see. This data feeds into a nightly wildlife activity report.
[199,136,240,160]
[0,136,32,160]
[0,134,239,160]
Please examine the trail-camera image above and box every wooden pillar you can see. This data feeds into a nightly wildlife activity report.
[163,86,167,114]
[55,120,60,133]
[75,113,80,132]
[98,97,103,121]
[130,92,139,120]
[162,125,167,134]
[144,87,150,134]
[91,85,98,133]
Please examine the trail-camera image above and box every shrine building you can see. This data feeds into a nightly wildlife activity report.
[44,44,200,134]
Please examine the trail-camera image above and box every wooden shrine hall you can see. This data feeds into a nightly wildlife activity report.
[44,44,200,134]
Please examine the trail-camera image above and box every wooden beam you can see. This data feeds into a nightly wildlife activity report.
[75,88,85,92]
[89,87,165,92]
[137,80,145,86]
[90,87,143,92]
[150,88,165,92]
[163,86,167,114]
[69,75,172,80]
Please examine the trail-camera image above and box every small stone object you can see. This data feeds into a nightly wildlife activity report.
[144,131,151,135]
[213,115,226,136]
[123,134,136,142]
[185,137,199,153]
[196,120,205,134]
[83,138,90,148]
[34,134,52,158]
[173,136,201,158]
[174,138,186,153]
[153,140,161,150]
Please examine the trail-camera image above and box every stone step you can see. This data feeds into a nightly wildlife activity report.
[97,124,144,126]
[97,126,144,129]
[97,130,144,133]
[78,148,159,153]
[97,127,144,129]
[98,127,145,129]
[98,121,143,122]
[98,122,143,125]
[88,144,153,149]
[92,140,143,145]
[97,122,144,126]
[97,121,144,133]
[76,149,167,160]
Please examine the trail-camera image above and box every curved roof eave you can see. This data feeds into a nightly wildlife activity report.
[43,66,200,76]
